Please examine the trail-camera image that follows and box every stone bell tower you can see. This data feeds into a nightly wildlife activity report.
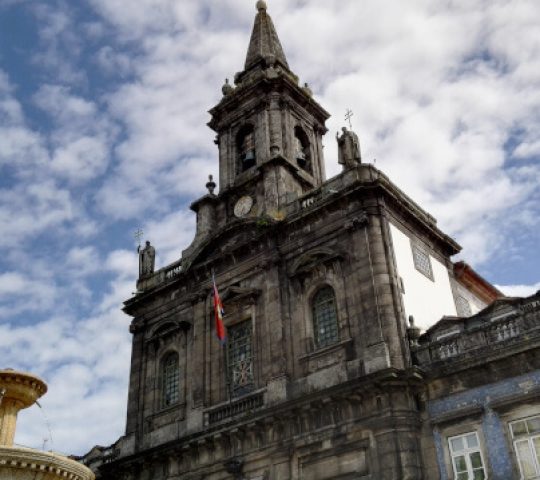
[81,3,485,480]
[208,0,329,219]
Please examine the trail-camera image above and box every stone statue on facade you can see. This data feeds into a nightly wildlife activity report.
[336,127,361,169]
[138,241,155,277]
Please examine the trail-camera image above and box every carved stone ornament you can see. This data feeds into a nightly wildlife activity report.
[224,457,244,479]
[344,211,370,230]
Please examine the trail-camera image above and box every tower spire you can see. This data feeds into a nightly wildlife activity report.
[244,1,289,71]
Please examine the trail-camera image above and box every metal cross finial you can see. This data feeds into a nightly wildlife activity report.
[134,228,144,248]
[345,108,354,129]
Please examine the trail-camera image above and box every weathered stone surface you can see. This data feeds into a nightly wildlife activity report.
[81,4,538,480]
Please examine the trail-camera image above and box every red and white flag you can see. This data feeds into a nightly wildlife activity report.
[212,275,227,344]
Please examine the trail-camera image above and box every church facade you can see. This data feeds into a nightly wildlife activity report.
[83,3,540,479]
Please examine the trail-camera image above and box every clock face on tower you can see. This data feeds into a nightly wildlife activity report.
[234,195,253,218]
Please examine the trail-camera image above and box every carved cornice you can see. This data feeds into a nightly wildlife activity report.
[98,368,423,479]
[0,447,95,480]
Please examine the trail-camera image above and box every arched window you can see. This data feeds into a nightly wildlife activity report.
[237,125,256,173]
[161,352,179,408]
[294,126,312,174]
[312,286,339,348]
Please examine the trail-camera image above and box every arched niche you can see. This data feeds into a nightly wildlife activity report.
[236,124,256,173]
[294,126,312,174]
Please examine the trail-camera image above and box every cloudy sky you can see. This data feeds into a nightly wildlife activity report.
[1,0,539,456]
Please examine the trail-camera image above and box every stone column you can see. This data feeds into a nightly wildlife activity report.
[0,398,19,446]
[268,94,283,157]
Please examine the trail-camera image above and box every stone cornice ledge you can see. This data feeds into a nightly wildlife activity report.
[488,385,540,412]
[430,405,484,426]
[298,338,353,363]
[0,446,95,480]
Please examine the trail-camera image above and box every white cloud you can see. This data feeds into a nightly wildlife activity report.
[497,283,540,298]
[50,136,109,183]
[513,140,540,159]
[143,210,196,266]
[0,181,74,248]
[1,0,539,458]
[0,271,57,318]
[30,3,86,85]
[65,246,100,277]
[95,46,133,77]
[0,70,50,172]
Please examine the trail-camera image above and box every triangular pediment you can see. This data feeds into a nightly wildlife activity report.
[289,247,345,277]
[147,319,188,341]
[222,286,261,306]
[423,316,464,341]
[472,297,519,322]
[183,219,270,272]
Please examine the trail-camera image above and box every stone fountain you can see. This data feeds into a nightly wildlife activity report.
[0,369,95,480]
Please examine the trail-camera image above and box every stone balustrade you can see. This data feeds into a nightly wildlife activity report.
[136,259,183,292]
[414,299,540,367]
[206,390,265,425]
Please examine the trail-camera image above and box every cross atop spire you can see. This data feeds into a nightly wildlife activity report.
[244,1,289,71]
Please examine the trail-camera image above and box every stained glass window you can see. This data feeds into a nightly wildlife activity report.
[227,321,254,397]
[313,286,339,349]
[162,353,179,408]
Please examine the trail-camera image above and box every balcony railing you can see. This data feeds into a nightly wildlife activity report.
[137,259,183,291]
[206,391,264,425]
[414,305,540,366]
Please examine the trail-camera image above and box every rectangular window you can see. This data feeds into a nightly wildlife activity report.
[162,354,179,408]
[510,416,540,479]
[412,245,434,280]
[448,432,486,480]
[227,321,254,397]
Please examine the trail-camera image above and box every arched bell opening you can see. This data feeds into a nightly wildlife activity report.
[237,124,256,173]
[294,126,312,174]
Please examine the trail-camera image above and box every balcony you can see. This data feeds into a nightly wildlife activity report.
[205,390,265,425]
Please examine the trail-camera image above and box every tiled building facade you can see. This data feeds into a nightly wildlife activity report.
[82,3,539,479]
[416,294,540,479]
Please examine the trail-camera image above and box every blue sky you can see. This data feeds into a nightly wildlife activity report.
[0,0,539,456]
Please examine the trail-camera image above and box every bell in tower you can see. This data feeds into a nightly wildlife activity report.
[208,0,329,217]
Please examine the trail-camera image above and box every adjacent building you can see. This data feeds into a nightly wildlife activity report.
[416,293,540,479]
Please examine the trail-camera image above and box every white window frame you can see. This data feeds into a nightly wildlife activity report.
[448,431,487,480]
[510,415,540,479]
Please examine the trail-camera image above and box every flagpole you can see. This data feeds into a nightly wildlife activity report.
[225,338,233,406]
[212,269,233,405]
